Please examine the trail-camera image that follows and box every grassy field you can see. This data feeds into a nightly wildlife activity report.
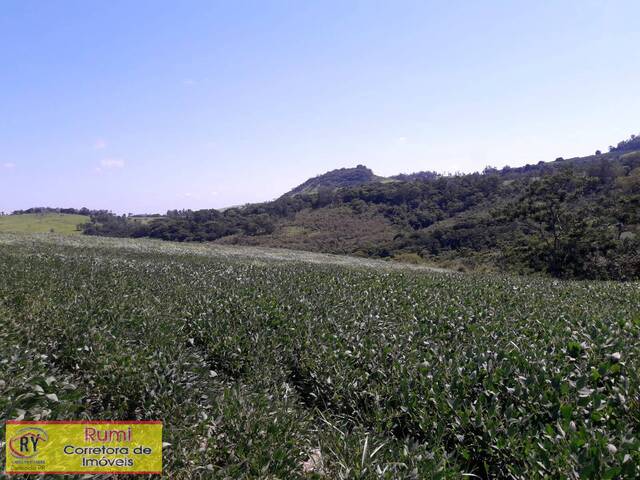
[0,234,638,479]
[0,213,88,235]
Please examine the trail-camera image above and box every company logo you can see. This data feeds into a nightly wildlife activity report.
[5,420,162,474]
[8,427,49,458]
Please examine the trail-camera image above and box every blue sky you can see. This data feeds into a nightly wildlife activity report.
[1,1,639,214]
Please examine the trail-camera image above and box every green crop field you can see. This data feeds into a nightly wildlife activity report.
[0,234,638,479]
[0,213,88,235]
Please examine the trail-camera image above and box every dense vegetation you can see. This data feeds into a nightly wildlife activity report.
[82,135,640,280]
[0,234,638,478]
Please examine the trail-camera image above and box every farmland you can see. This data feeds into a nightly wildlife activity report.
[0,213,88,235]
[0,234,639,478]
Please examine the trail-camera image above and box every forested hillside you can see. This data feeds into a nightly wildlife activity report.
[81,135,640,280]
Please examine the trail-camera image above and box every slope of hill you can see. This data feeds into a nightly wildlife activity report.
[82,134,640,280]
[1,233,639,478]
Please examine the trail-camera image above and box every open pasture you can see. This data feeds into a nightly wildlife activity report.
[0,214,88,235]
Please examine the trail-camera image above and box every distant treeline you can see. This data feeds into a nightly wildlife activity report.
[11,207,107,216]
[609,133,640,152]
[82,139,640,280]
[83,169,513,241]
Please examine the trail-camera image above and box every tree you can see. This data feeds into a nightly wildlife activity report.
[508,170,606,277]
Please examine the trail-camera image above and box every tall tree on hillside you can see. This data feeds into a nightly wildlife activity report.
[507,170,610,277]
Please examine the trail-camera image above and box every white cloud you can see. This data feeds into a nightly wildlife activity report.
[183,79,196,86]
[94,138,107,150]
[2,162,15,169]
[397,136,408,144]
[100,158,125,169]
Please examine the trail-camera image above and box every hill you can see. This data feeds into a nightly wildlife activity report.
[82,133,640,280]
[285,164,382,196]
[0,213,88,235]
[1,233,638,478]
